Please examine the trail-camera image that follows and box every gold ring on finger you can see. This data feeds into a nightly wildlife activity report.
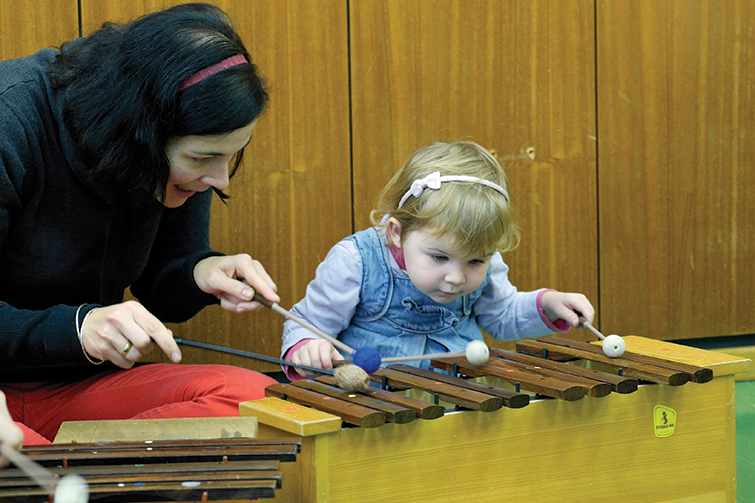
[121,341,133,357]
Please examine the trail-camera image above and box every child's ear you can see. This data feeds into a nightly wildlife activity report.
[385,217,402,248]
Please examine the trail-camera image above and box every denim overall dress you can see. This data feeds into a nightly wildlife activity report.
[338,228,491,371]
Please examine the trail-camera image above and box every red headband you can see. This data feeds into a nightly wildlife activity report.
[178,54,248,91]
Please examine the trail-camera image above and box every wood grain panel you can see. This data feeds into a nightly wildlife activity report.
[597,0,755,340]
[350,0,598,348]
[82,0,351,370]
[0,0,78,60]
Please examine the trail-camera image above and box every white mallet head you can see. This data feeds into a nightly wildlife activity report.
[54,474,88,503]
[465,340,490,365]
[602,334,626,358]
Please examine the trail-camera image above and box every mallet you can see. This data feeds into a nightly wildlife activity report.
[1,444,88,503]
[253,292,355,354]
[578,316,626,357]
[252,292,384,379]
[175,338,371,393]
[337,340,491,368]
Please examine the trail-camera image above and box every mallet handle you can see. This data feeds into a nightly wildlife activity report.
[381,351,465,363]
[579,316,605,340]
[254,292,355,355]
[174,338,334,376]
[336,351,465,366]
[1,444,57,495]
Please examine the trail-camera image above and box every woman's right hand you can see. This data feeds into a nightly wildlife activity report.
[290,339,343,378]
[79,301,181,369]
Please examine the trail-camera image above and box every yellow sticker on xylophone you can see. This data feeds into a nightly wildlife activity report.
[654,405,676,437]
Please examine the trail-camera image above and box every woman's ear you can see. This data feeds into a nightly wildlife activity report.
[385,217,402,249]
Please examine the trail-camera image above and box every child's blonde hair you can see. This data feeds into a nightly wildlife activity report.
[370,141,520,256]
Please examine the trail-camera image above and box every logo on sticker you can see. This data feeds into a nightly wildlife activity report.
[654,405,676,437]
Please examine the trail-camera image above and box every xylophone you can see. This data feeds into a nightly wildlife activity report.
[0,437,301,502]
[242,335,751,503]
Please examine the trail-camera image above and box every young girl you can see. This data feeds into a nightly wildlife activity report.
[281,140,594,379]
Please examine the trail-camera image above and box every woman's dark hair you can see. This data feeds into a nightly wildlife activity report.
[48,3,268,202]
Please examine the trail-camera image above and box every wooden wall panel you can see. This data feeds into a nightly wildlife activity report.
[0,0,78,60]
[9,0,750,366]
[349,0,598,347]
[81,0,352,370]
[597,0,755,340]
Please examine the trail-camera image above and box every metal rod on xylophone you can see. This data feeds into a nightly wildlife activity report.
[0,438,301,502]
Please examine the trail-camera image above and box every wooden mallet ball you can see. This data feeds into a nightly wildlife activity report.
[334,364,371,392]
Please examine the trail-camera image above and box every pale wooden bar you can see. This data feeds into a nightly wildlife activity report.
[241,337,751,503]
[54,416,259,444]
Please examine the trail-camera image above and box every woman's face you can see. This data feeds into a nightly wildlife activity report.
[162,121,257,208]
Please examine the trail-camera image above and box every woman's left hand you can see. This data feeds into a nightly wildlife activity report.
[194,254,280,312]
[0,391,23,467]
[540,291,595,328]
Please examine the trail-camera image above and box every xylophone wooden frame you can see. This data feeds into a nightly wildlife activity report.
[241,336,751,503]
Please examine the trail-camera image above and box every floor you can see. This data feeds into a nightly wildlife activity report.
[737,380,755,503]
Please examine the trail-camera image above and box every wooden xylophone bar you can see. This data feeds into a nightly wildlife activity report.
[265,336,713,428]
[0,438,301,502]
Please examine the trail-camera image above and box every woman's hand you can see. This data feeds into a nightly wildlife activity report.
[540,291,595,328]
[0,391,23,467]
[290,339,343,378]
[79,301,181,369]
[194,254,279,312]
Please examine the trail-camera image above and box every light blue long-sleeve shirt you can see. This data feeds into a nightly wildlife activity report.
[281,229,565,378]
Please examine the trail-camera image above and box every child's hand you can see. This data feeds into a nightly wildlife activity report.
[290,339,344,378]
[540,291,594,328]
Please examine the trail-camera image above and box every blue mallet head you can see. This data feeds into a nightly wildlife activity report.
[352,346,382,374]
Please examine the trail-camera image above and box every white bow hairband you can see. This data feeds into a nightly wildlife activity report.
[397,171,509,209]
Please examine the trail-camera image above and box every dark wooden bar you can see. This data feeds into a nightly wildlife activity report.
[292,378,416,424]
[266,383,386,428]
[516,338,691,386]
[0,439,302,502]
[315,375,446,419]
[539,336,714,383]
[385,364,530,409]
[489,347,639,394]
[370,367,504,411]
[430,357,586,401]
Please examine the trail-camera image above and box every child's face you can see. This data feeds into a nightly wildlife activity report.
[391,224,493,304]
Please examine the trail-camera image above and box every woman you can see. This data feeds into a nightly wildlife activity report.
[0,3,279,443]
